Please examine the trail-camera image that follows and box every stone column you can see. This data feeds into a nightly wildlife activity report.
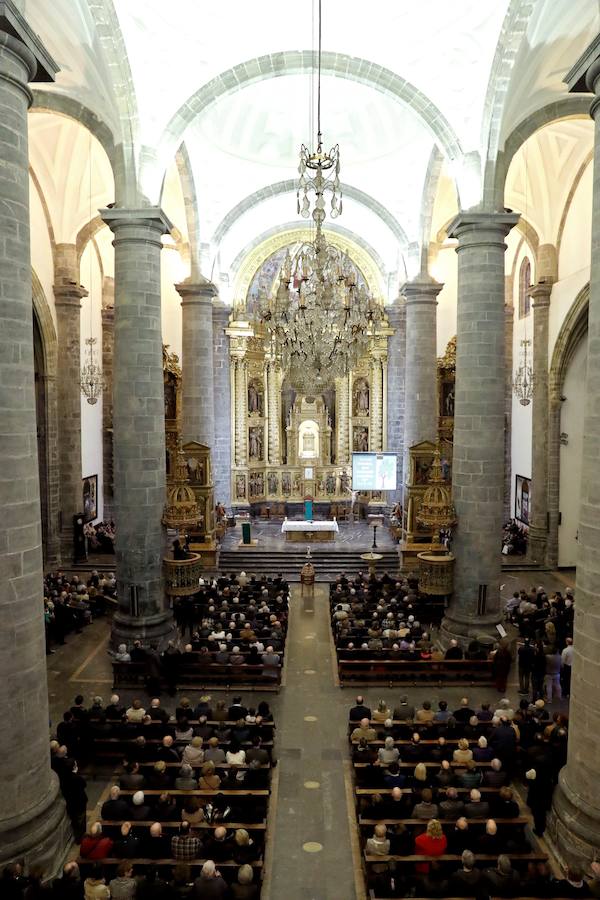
[386,297,406,501]
[402,277,442,485]
[527,281,553,563]
[54,243,87,560]
[212,301,231,508]
[441,212,519,645]
[101,277,114,519]
[0,3,69,869]
[370,354,384,452]
[549,40,600,866]
[101,207,174,647]
[546,392,562,569]
[177,276,217,448]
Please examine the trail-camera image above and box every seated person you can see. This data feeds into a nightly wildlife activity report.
[414,818,447,873]
[411,787,439,820]
[365,823,390,856]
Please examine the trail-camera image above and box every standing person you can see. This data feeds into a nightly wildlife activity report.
[531,640,546,701]
[561,637,574,698]
[526,768,551,836]
[518,638,535,695]
[544,647,562,703]
[492,640,512,693]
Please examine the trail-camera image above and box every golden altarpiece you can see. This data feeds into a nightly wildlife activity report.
[225,234,394,515]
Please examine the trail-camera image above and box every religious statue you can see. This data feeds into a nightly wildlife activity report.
[267,471,278,495]
[444,386,455,417]
[248,426,263,460]
[353,378,370,416]
[340,469,351,493]
[235,474,246,499]
[292,472,301,494]
[249,472,264,498]
[325,472,336,494]
[164,378,177,419]
[281,472,291,495]
[248,381,261,415]
[354,426,369,452]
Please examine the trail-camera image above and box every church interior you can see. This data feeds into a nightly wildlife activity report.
[3,0,600,897]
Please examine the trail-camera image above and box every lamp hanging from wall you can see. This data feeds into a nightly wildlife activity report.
[259,0,382,391]
[80,130,104,405]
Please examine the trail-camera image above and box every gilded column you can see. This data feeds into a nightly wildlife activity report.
[267,358,281,465]
[212,301,231,508]
[0,2,69,869]
[527,281,553,563]
[101,276,114,519]
[54,243,88,560]
[336,375,350,464]
[101,207,175,647]
[441,211,519,645]
[234,357,248,465]
[550,40,600,866]
[370,354,384,452]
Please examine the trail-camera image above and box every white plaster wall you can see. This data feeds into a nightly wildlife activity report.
[558,160,592,283]
[510,240,534,519]
[161,245,186,359]
[431,244,457,355]
[559,334,587,567]
[79,243,104,523]
[30,173,56,330]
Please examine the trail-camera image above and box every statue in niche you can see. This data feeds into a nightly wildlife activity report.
[267,471,278,494]
[248,426,263,460]
[281,472,291,496]
[353,426,369,452]
[164,377,177,420]
[325,472,336,494]
[292,472,301,494]
[249,472,264,498]
[353,378,370,416]
[248,381,262,415]
[340,469,351,493]
[235,474,246,499]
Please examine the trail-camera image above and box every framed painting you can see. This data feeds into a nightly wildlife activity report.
[515,474,531,525]
[82,474,98,523]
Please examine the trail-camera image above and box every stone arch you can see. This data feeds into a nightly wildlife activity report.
[231,222,388,309]
[30,91,117,174]
[486,96,592,209]
[151,50,464,196]
[556,149,594,262]
[211,179,409,249]
[546,282,589,567]
[32,269,61,568]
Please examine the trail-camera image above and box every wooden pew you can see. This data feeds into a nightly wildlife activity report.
[338,658,494,686]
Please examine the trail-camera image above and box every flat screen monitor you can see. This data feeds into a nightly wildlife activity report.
[352,452,398,491]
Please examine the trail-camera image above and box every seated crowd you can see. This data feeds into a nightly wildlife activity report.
[43,570,117,653]
[84,519,116,554]
[44,692,275,897]
[348,692,580,897]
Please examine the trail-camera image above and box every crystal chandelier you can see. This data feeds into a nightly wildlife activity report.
[80,337,104,405]
[513,338,534,406]
[258,0,382,392]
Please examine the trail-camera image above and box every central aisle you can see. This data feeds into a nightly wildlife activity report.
[267,583,360,900]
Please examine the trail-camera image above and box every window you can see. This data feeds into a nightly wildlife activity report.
[518,256,531,318]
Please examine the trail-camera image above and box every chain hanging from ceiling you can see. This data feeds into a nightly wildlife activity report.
[258,0,382,392]
[513,337,534,406]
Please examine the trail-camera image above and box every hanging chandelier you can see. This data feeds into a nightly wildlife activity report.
[80,337,104,405]
[513,338,534,406]
[258,0,382,392]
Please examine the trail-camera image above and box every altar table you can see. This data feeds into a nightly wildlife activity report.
[281,519,339,542]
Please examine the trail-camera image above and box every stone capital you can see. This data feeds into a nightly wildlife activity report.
[0,0,58,84]
[176,276,218,304]
[447,210,520,246]
[400,275,443,304]
[565,32,600,94]
[53,281,88,308]
[528,281,553,311]
[100,207,173,245]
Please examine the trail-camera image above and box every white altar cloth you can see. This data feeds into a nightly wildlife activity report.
[281,519,339,533]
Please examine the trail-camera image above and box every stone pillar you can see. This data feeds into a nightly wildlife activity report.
[212,301,231,508]
[177,277,217,448]
[336,375,350,465]
[549,40,600,866]
[101,277,114,519]
[386,297,406,501]
[0,3,70,869]
[402,276,442,499]
[546,392,562,569]
[527,281,553,563]
[370,354,384,452]
[54,243,87,560]
[441,212,519,645]
[101,207,174,647]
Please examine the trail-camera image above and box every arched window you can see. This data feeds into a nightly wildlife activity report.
[519,256,532,318]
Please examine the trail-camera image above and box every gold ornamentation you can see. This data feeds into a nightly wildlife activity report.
[415,447,456,532]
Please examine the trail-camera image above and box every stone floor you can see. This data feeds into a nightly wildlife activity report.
[47,565,575,900]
